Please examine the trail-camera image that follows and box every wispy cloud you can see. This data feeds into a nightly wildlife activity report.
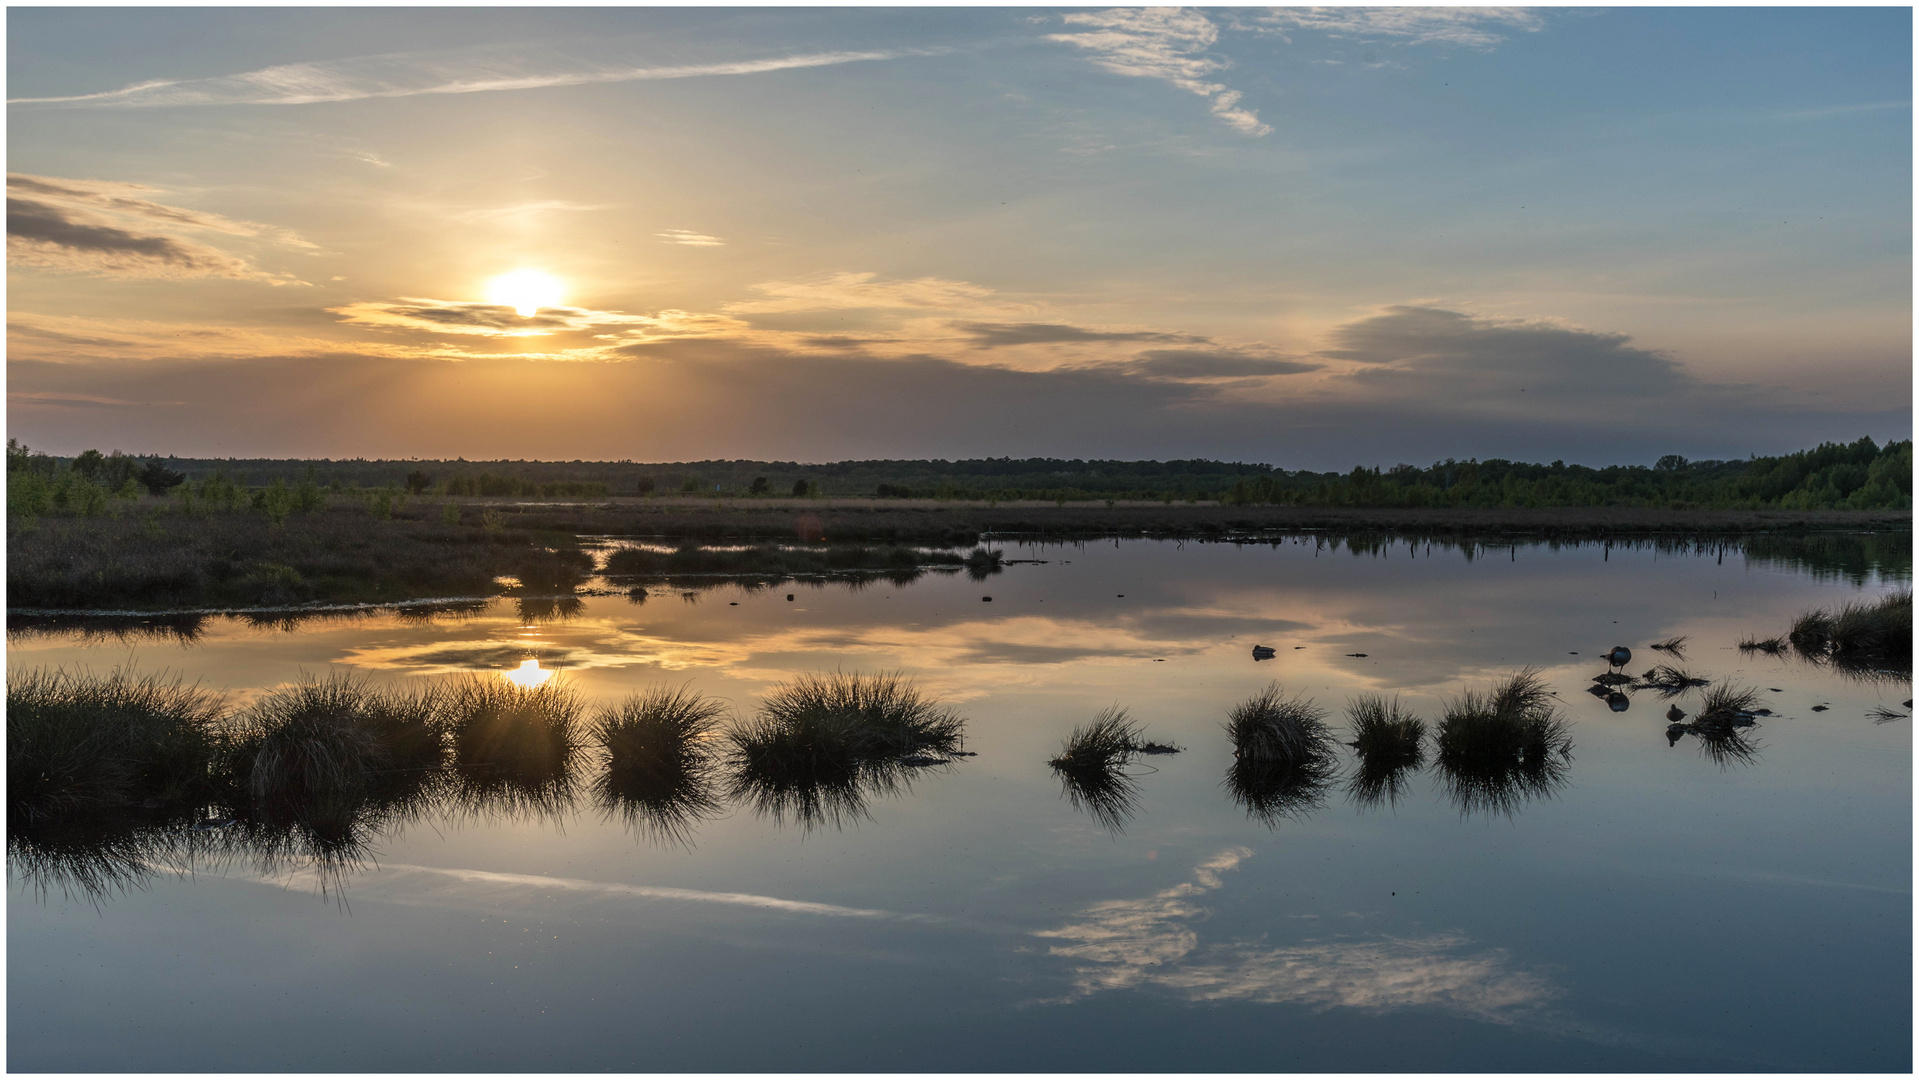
[1246,8,1545,49]
[954,321,1197,347]
[725,270,1003,314]
[1774,100,1911,121]
[453,200,617,224]
[10,45,948,109]
[1050,8,1271,137]
[362,864,923,920]
[658,229,726,247]
[7,174,313,283]
[1033,847,1556,1021]
[331,297,742,352]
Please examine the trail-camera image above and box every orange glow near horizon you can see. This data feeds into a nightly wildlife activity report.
[486,269,564,317]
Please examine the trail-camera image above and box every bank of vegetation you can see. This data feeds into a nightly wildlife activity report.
[8,437,1906,614]
[14,436,1910,510]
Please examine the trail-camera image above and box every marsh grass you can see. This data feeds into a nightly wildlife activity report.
[1048,708,1147,833]
[725,672,965,830]
[1692,682,1763,727]
[592,686,728,845]
[223,674,450,818]
[1738,635,1788,655]
[1649,636,1688,657]
[1225,683,1334,765]
[1784,591,1911,671]
[1637,665,1711,696]
[7,668,226,823]
[1868,705,1908,725]
[1434,669,1573,817]
[447,676,583,782]
[1681,722,1763,768]
[1345,694,1425,810]
[7,816,200,903]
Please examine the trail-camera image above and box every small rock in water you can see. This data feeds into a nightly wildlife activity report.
[1905,700,1913,709]
[1345,653,1369,658]
[1751,708,1773,716]
[982,596,992,602]
[729,602,738,605]
[786,594,795,601]
[1811,705,1829,712]
[1770,688,1783,693]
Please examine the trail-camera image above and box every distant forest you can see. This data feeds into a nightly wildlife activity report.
[7,437,1912,511]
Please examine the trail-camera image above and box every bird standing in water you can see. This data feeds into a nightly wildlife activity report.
[1606,645,1632,671]
[1666,704,1686,723]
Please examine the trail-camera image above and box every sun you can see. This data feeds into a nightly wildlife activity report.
[485,268,564,317]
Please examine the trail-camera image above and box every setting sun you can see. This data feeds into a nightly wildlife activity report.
[485,268,563,317]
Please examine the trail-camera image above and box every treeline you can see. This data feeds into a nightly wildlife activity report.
[1217,439,1911,511]
[8,438,1911,511]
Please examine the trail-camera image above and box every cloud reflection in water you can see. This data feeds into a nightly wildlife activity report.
[1034,848,1556,1023]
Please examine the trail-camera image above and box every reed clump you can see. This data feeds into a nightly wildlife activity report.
[1225,683,1334,765]
[1637,665,1710,696]
[1784,591,1911,669]
[1649,636,1688,656]
[7,668,226,823]
[1345,694,1425,809]
[1048,707,1149,832]
[446,676,583,780]
[224,674,449,815]
[1434,669,1573,816]
[1692,682,1763,727]
[725,671,965,829]
[1738,634,1787,655]
[591,686,728,844]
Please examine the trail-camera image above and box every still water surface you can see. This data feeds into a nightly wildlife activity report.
[8,537,1912,1071]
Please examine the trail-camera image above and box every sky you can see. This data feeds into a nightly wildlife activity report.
[6,6,1912,469]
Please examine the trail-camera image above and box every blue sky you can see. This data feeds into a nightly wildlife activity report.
[7,7,1911,466]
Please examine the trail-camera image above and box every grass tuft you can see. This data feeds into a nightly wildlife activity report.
[1345,694,1425,810]
[7,667,225,823]
[591,686,728,845]
[1637,665,1710,697]
[1692,682,1763,727]
[1738,634,1787,655]
[725,671,964,830]
[1225,683,1334,765]
[1048,707,1147,833]
[1434,668,1572,817]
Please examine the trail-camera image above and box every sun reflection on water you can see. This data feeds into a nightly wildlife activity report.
[502,658,553,688]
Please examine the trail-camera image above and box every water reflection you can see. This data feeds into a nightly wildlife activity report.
[590,687,727,847]
[1033,848,1557,1022]
[1049,707,1179,833]
[1433,671,1574,818]
[1344,696,1428,811]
